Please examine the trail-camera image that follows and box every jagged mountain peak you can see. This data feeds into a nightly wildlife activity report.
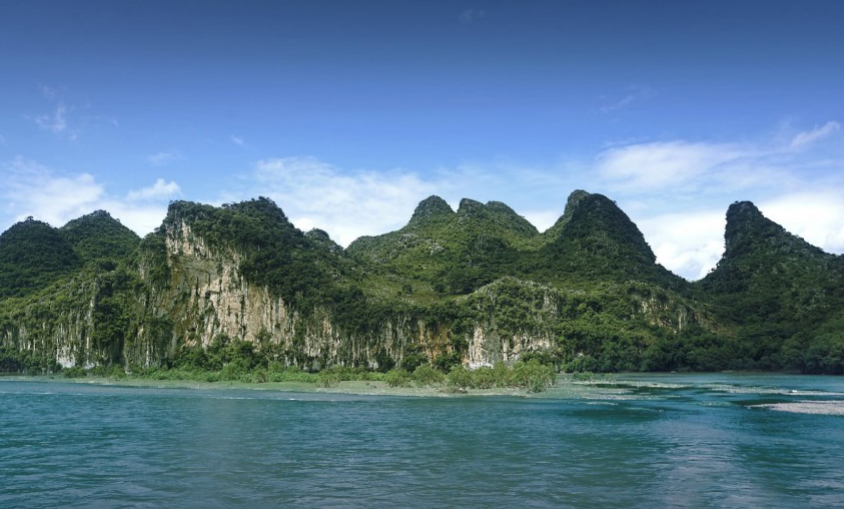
[543,189,592,239]
[408,195,454,226]
[564,189,592,215]
[452,198,538,235]
[698,200,844,349]
[566,192,656,262]
[535,190,673,285]
[305,228,343,254]
[726,200,761,218]
[456,198,483,213]
[164,197,295,236]
[721,200,823,259]
[485,200,520,216]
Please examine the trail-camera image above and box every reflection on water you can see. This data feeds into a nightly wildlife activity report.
[1,373,843,509]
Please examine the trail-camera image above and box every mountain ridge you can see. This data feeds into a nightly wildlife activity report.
[2,191,842,375]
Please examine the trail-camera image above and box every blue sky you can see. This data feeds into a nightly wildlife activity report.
[1,0,843,280]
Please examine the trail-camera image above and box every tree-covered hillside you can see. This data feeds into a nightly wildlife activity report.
[60,210,140,265]
[698,201,844,372]
[0,218,81,299]
[1,192,842,375]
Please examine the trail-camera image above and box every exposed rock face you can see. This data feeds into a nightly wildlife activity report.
[132,220,569,369]
[0,193,766,374]
[464,279,559,367]
[0,274,130,369]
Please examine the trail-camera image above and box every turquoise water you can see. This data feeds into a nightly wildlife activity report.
[2,374,843,508]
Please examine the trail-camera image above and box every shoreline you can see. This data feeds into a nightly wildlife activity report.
[0,374,535,398]
[2,371,834,401]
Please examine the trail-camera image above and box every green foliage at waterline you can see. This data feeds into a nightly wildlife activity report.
[61,358,557,393]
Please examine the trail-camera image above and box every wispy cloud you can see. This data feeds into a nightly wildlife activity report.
[592,138,802,203]
[1,157,103,222]
[790,121,840,149]
[126,178,181,201]
[252,157,437,246]
[30,86,85,141]
[39,84,59,100]
[0,157,175,235]
[34,103,69,134]
[147,150,183,166]
[4,118,839,283]
[230,135,245,146]
[595,121,844,279]
[459,9,486,24]
[600,86,656,114]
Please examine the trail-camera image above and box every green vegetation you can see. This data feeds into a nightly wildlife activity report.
[445,361,555,393]
[60,210,140,265]
[0,218,80,299]
[0,346,60,374]
[698,202,844,372]
[3,191,844,380]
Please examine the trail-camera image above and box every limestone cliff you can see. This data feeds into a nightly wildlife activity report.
[4,193,817,375]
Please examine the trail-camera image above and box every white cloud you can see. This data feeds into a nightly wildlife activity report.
[147,150,183,166]
[126,178,181,201]
[35,104,68,134]
[522,210,561,233]
[230,135,245,146]
[238,131,841,282]
[596,122,844,279]
[596,140,748,192]
[637,210,727,280]
[0,157,172,236]
[1,157,103,226]
[790,121,841,149]
[253,157,437,246]
[761,192,844,254]
[6,116,839,284]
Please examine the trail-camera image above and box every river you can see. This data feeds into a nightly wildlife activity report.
[1,373,843,508]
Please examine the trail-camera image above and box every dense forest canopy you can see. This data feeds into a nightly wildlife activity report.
[1,191,843,376]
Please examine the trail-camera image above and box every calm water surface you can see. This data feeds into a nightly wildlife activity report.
[2,373,843,508]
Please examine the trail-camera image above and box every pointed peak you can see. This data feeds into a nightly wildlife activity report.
[61,210,120,230]
[543,190,596,238]
[721,200,819,259]
[305,228,332,242]
[408,195,454,225]
[564,190,591,216]
[485,201,517,215]
[457,198,484,214]
[726,200,762,221]
[306,228,343,254]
